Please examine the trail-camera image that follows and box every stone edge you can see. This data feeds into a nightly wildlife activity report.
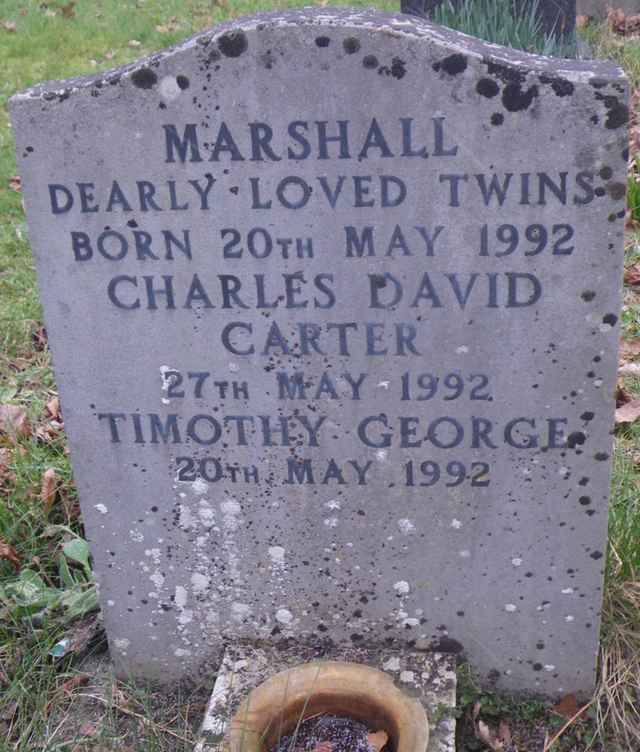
[10,7,626,107]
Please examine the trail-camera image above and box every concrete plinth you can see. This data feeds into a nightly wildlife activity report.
[195,644,456,752]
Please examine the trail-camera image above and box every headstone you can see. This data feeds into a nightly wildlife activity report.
[11,8,627,696]
[401,0,577,40]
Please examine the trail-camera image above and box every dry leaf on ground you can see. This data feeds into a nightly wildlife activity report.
[128,39,141,48]
[616,399,640,424]
[0,538,20,571]
[1,20,16,32]
[60,1,76,19]
[616,378,633,406]
[40,468,58,512]
[625,264,640,286]
[620,362,640,376]
[0,404,31,439]
[367,730,389,752]
[9,176,21,192]
[58,674,90,694]
[620,337,640,363]
[552,694,584,719]
[46,396,61,420]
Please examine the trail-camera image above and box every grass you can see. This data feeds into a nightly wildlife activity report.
[0,2,638,751]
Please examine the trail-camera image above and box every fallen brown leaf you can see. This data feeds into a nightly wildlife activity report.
[616,399,640,424]
[32,325,47,351]
[477,719,505,751]
[46,396,61,420]
[616,377,632,406]
[620,337,640,363]
[552,693,581,719]
[58,674,90,694]
[1,20,16,32]
[60,1,76,19]
[40,468,58,513]
[0,405,31,440]
[367,730,389,752]
[625,264,640,286]
[0,538,20,571]
[608,7,627,34]
[9,176,21,192]
[576,14,592,29]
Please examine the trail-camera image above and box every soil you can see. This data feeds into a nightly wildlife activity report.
[271,714,385,752]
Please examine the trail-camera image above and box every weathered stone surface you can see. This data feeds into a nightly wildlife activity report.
[195,645,456,752]
[11,8,627,695]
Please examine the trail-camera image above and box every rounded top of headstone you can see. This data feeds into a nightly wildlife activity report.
[11,6,625,104]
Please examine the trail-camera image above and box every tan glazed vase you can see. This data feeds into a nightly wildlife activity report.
[226,661,429,752]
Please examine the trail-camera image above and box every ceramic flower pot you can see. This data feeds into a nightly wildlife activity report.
[226,661,429,752]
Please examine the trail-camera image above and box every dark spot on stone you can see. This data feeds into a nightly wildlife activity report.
[127,219,138,228]
[150,505,158,512]
[595,187,606,197]
[230,186,239,195]
[603,313,618,326]
[433,636,464,653]
[579,496,591,506]
[456,610,465,616]
[352,609,362,618]
[539,74,574,96]
[491,112,504,126]
[207,49,221,64]
[26,146,33,153]
[433,53,467,75]
[391,57,406,79]
[581,290,596,302]
[317,623,328,632]
[567,431,586,448]
[586,509,596,516]
[176,75,189,90]
[599,166,613,180]
[579,477,589,486]
[533,663,543,671]
[589,77,609,89]
[622,147,629,161]
[590,550,603,560]
[502,83,538,112]
[484,59,524,84]
[605,101,628,129]
[536,641,545,649]
[315,36,330,48]
[595,452,609,461]
[350,633,363,642]
[158,102,166,110]
[218,31,248,58]
[477,78,499,98]
[607,182,626,200]
[581,412,594,422]
[131,67,157,89]
[343,37,360,54]
[363,55,378,69]
[590,114,599,124]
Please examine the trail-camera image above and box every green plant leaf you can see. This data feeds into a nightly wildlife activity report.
[58,552,76,588]
[59,585,99,621]
[62,538,92,574]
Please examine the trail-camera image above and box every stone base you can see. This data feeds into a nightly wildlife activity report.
[195,644,456,752]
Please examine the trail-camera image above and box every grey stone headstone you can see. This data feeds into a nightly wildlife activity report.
[11,8,627,696]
